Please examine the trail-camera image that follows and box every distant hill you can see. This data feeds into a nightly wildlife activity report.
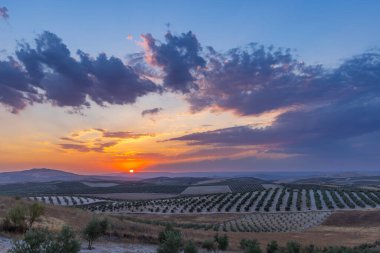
[0,168,88,184]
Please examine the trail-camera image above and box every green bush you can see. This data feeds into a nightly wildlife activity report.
[202,239,216,252]
[214,234,229,252]
[9,226,80,253]
[184,241,198,253]
[5,205,27,233]
[240,239,261,253]
[266,241,279,253]
[54,226,81,253]
[286,241,301,253]
[157,230,182,253]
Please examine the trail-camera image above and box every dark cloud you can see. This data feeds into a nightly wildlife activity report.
[167,48,380,163]
[0,58,41,113]
[171,100,380,152]
[141,31,206,93]
[0,31,161,113]
[0,6,9,20]
[141,107,163,117]
[187,44,329,115]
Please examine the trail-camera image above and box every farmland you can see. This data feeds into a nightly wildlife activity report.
[28,184,380,234]
[82,186,380,215]
[28,195,105,206]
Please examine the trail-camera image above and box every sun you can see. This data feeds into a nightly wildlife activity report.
[129,169,134,174]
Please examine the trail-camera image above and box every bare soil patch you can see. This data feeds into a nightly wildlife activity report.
[323,209,380,227]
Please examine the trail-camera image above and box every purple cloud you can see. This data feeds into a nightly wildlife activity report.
[141,31,206,93]
[0,31,161,112]
[141,107,163,117]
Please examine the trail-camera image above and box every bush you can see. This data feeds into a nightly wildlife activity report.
[240,239,261,253]
[214,234,229,252]
[266,241,279,253]
[184,241,198,253]
[202,239,216,252]
[5,205,27,233]
[55,226,81,253]
[9,226,80,253]
[286,241,301,253]
[83,217,108,249]
[157,230,182,253]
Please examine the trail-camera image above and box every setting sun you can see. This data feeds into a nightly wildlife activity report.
[129,169,134,174]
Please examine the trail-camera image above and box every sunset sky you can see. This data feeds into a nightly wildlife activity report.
[1,0,380,174]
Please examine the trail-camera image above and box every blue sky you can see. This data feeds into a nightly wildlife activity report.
[1,0,380,173]
[2,1,380,65]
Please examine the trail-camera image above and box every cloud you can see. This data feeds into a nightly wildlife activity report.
[103,130,153,139]
[0,58,42,113]
[165,47,380,163]
[0,6,9,20]
[170,95,380,159]
[187,44,329,115]
[141,107,163,117]
[59,141,118,153]
[0,31,161,113]
[141,31,206,93]
[58,128,154,153]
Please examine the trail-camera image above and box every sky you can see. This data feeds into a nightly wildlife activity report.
[0,0,380,174]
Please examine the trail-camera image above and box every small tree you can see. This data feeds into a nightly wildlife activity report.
[267,241,279,253]
[184,241,198,253]
[28,202,45,229]
[240,239,261,253]
[83,218,108,249]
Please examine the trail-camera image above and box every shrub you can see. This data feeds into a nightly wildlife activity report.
[5,205,27,233]
[286,241,301,253]
[184,241,198,253]
[240,239,261,253]
[9,226,80,253]
[214,234,229,252]
[202,240,216,252]
[54,226,81,253]
[157,230,182,253]
[266,241,279,253]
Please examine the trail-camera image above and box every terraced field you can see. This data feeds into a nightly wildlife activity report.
[82,187,380,214]
[28,195,105,206]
